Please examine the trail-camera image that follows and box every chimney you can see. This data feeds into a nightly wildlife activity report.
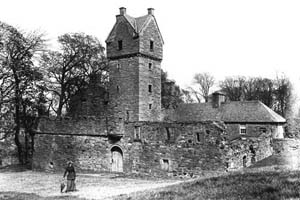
[119,7,126,15]
[148,8,154,15]
[211,91,226,108]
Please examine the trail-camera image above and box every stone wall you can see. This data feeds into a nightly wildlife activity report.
[138,57,161,121]
[226,123,279,138]
[106,16,139,59]
[226,136,273,170]
[33,119,229,176]
[139,18,163,60]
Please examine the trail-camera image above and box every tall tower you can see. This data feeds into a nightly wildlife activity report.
[106,7,164,122]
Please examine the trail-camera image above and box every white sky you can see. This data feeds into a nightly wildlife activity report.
[1,0,300,99]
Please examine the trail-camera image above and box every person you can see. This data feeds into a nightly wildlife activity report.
[63,161,76,192]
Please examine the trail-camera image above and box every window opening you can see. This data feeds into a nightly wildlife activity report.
[134,126,141,140]
[148,85,152,93]
[149,104,152,109]
[150,40,154,51]
[118,40,123,50]
[240,125,246,134]
[148,63,152,70]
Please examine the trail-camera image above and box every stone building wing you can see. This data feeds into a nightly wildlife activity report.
[171,101,286,123]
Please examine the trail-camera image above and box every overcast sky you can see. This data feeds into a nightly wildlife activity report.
[1,0,300,98]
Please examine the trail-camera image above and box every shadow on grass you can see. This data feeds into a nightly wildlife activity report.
[113,171,300,200]
[0,192,88,200]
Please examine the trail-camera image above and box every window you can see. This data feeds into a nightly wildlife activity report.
[196,132,201,142]
[148,85,152,93]
[118,40,123,50]
[148,63,152,70]
[240,125,246,134]
[134,126,141,140]
[165,127,171,141]
[117,85,120,93]
[150,40,154,51]
[259,127,267,133]
[126,110,130,121]
[117,63,121,71]
[161,159,169,171]
[149,104,152,109]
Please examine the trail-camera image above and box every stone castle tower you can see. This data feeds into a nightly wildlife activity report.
[106,7,164,122]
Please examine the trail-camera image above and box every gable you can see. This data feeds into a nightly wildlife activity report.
[139,16,164,44]
[106,16,137,43]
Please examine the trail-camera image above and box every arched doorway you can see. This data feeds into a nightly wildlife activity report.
[111,146,123,172]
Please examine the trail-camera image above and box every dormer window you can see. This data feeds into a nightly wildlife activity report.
[150,40,154,51]
[118,40,123,50]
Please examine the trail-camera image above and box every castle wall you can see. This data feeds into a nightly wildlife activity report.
[32,119,229,176]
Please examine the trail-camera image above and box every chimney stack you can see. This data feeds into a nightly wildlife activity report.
[119,7,126,15]
[148,8,154,15]
[211,91,226,108]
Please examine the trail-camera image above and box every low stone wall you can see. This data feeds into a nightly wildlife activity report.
[226,136,273,170]
[272,138,300,154]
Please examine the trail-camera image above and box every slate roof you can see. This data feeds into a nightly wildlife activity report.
[172,101,286,123]
[106,13,164,43]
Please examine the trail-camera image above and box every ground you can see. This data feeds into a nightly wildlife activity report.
[1,154,300,200]
[0,171,186,200]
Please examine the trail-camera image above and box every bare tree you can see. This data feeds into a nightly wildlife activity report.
[0,21,45,164]
[192,72,215,102]
[41,33,107,117]
[219,76,246,101]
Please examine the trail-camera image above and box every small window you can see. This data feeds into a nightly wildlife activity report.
[148,85,152,93]
[150,40,154,51]
[117,63,121,71]
[196,132,201,142]
[165,127,171,141]
[206,130,210,135]
[240,125,246,134]
[149,104,152,109]
[161,159,169,171]
[126,110,130,121]
[148,63,152,70]
[259,127,267,133]
[118,40,123,50]
[117,85,120,93]
[134,126,141,140]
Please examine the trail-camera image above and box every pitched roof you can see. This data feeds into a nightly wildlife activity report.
[172,101,286,123]
[106,14,164,43]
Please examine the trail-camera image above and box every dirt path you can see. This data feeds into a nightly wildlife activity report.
[0,171,185,199]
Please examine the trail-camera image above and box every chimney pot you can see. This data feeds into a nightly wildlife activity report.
[119,7,126,15]
[148,8,154,15]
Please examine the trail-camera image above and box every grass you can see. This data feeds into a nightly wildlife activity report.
[2,164,300,199]
[113,170,300,200]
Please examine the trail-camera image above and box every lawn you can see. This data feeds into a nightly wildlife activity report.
[114,169,300,200]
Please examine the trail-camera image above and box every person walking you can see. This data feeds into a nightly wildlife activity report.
[63,161,76,192]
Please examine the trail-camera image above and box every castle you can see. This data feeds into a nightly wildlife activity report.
[32,8,286,176]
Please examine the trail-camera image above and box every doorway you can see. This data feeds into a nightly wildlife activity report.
[111,146,123,172]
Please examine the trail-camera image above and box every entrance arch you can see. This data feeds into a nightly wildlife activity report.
[111,146,123,172]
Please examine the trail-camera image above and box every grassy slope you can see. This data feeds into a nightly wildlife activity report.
[114,170,300,200]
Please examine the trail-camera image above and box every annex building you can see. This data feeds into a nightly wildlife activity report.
[32,8,286,176]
